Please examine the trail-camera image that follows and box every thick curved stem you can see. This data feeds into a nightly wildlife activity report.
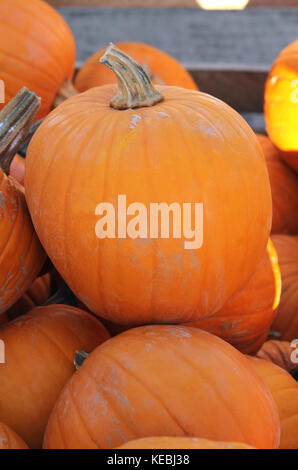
[100,43,164,110]
[0,87,40,175]
[74,350,89,370]
[52,78,78,109]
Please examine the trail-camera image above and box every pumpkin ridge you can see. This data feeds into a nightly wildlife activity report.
[100,350,189,436]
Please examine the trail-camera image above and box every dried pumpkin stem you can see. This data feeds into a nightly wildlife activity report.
[52,78,78,109]
[74,350,89,370]
[100,43,164,110]
[0,87,40,175]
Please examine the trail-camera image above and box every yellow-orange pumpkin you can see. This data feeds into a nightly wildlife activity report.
[0,88,46,314]
[264,40,298,172]
[0,304,110,449]
[256,340,297,373]
[256,134,298,234]
[117,437,254,449]
[248,357,298,449]
[26,44,272,325]
[75,42,198,92]
[271,234,298,341]
[182,238,281,354]
[0,422,28,449]
[43,326,280,449]
[0,0,76,119]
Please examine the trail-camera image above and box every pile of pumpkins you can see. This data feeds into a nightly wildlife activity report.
[0,0,297,450]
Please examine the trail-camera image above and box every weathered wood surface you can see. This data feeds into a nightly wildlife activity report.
[48,1,298,8]
[59,8,298,112]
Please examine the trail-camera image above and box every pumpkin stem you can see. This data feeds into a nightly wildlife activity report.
[74,350,89,370]
[53,78,78,109]
[100,43,164,110]
[0,87,40,175]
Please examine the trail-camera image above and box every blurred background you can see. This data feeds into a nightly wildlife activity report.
[44,0,298,131]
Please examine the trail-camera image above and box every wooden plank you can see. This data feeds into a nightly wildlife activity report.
[59,8,298,111]
[47,1,298,8]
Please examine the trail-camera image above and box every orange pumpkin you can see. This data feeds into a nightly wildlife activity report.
[0,304,110,449]
[271,234,298,341]
[256,134,298,234]
[0,422,28,449]
[75,42,198,93]
[248,357,298,449]
[117,437,254,449]
[0,88,46,314]
[26,44,272,325]
[0,313,7,325]
[5,273,51,321]
[264,40,298,172]
[9,154,25,185]
[0,0,76,119]
[43,326,280,449]
[256,340,297,373]
[182,238,281,354]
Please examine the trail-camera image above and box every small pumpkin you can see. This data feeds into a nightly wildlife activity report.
[0,87,46,314]
[0,422,28,449]
[256,134,298,234]
[5,273,51,321]
[0,304,110,449]
[117,437,254,449]
[247,357,298,449]
[43,326,280,449]
[183,238,281,354]
[0,0,76,119]
[271,234,298,341]
[75,42,198,93]
[26,44,272,325]
[256,340,297,373]
[264,40,298,172]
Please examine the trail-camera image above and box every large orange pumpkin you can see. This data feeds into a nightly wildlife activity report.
[0,87,46,314]
[0,304,110,449]
[248,357,298,449]
[75,42,198,93]
[264,40,298,172]
[256,340,298,373]
[26,44,272,325]
[271,234,298,341]
[182,238,281,354]
[5,273,51,321]
[43,325,280,449]
[256,134,298,234]
[0,0,76,119]
[117,437,254,449]
[0,422,28,449]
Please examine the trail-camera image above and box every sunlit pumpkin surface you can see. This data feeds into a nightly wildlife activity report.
[265,40,298,169]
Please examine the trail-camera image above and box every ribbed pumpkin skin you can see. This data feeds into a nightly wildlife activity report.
[0,171,46,314]
[248,357,298,449]
[25,86,272,324]
[256,134,298,234]
[264,40,298,172]
[256,340,297,373]
[0,423,28,449]
[75,42,198,92]
[9,154,25,185]
[0,0,75,119]
[6,273,51,320]
[43,326,280,450]
[117,437,254,449]
[271,234,298,341]
[0,305,110,449]
[182,239,281,354]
